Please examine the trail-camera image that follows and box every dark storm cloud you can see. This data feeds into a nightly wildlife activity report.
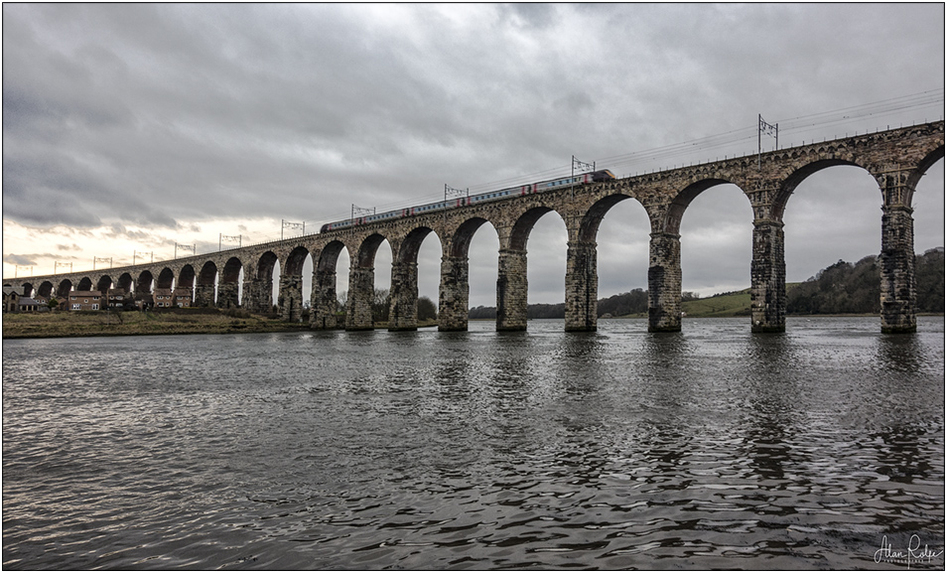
[2,3,944,292]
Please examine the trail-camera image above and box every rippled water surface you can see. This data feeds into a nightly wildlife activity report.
[3,317,944,569]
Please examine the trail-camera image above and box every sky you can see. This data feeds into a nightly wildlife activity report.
[2,3,945,307]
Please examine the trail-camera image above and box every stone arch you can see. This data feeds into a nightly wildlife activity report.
[498,207,567,331]
[905,145,945,206]
[285,246,310,276]
[195,261,218,307]
[662,178,738,235]
[96,275,113,293]
[311,240,347,329]
[509,206,561,252]
[117,273,134,293]
[257,251,279,280]
[280,246,310,322]
[222,257,242,283]
[396,227,435,265]
[438,217,499,332]
[57,279,73,299]
[136,271,153,294]
[220,257,243,308]
[77,277,93,291]
[156,268,175,290]
[346,234,392,330]
[450,217,494,258]
[251,251,279,311]
[356,233,390,269]
[772,159,865,221]
[317,241,347,275]
[564,193,652,331]
[578,193,645,243]
[389,227,440,330]
[38,281,53,299]
[178,265,196,293]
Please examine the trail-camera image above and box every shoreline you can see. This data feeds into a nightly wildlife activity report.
[3,311,941,340]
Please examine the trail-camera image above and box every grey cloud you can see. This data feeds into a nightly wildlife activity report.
[2,4,943,295]
[4,253,76,266]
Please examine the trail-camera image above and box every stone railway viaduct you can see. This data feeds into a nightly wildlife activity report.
[5,121,944,334]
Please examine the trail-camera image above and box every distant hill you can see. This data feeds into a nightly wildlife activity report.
[786,247,944,315]
[467,248,945,319]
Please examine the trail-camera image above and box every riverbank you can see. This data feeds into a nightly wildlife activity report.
[1,309,310,339]
[1,310,444,339]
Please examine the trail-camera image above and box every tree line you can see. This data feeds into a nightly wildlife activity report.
[468,290,701,319]
[786,247,944,314]
[333,248,943,322]
[468,248,944,319]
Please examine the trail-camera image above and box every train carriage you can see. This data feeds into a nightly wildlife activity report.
[319,169,614,233]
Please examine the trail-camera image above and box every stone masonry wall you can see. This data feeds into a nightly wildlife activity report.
[880,205,916,333]
[750,221,786,333]
[564,241,598,332]
[647,232,682,332]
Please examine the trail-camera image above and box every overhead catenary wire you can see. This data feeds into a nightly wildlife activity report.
[312,89,945,226]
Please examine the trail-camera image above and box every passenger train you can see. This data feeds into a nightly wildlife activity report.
[319,169,616,233]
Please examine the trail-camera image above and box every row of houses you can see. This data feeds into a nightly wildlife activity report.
[2,287,193,313]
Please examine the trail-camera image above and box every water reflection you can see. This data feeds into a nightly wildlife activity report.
[555,332,606,397]
[875,333,926,373]
[740,334,806,484]
[2,318,943,570]
[637,332,692,413]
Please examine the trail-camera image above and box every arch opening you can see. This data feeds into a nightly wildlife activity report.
[38,281,53,300]
[458,218,499,315]
[678,182,754,299]
[591,195,651,318]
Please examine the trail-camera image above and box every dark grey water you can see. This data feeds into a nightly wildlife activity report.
[3,317,944,569]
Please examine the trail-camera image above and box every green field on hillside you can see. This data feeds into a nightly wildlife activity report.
[680,283,803,318]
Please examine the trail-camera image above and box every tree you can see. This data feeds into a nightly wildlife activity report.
[417,296,437,321]
[372,289,390,323]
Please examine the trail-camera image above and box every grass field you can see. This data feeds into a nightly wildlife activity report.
[681,283,803,318]
[681,289,753,317]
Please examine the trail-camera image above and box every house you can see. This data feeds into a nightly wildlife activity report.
[172,287,192,308]
[68,290,102,311]
[3,286,19,313]
[134,293,154,311]
[153,288,173,308]
[106,289,132,310]
[17,296,48,312]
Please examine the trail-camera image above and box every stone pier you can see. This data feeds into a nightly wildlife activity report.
[279,274,304,322]
[496,249,528,331]
[193,283,215,307]
[243,277,271,313]
[346,266,375,330]
[217,281,240,308]
[389,261,418,331]
[564,241,598,332]
[880,205,916,333]
[310,267,340,329]
[438,255,469,331]
[750,220,786,333]
[647,232,682,332]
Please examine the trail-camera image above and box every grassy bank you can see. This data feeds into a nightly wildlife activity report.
[2,309,310,339]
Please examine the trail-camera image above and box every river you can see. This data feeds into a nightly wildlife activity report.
[2,317,944,569]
